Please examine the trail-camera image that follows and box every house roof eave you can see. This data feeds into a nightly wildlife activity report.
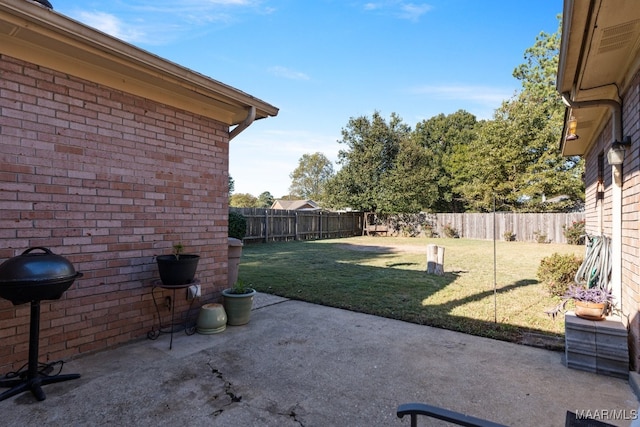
[557,0,640,156]
[0,0,278,126]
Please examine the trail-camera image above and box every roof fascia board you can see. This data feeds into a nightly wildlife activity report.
[557,0,576,95]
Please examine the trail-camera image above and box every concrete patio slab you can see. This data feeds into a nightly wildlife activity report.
[0,294,636,426]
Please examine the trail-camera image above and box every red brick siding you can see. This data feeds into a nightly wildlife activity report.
[0,55,230,371]
[583,125,612,237]
[622,71,640,371]
[583,69,640,371]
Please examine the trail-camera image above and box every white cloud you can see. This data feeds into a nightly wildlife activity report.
[267,66,311,81]
[364,2,382,11]
[67,0,266,45]
[363,1,433,21]
[410,84,515,104]
[230,127,341,197]
[398,3,432,21]
[76,11,146,43]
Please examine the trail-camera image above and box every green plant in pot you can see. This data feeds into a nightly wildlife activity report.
[545,284,615,321]
[222,280,256,326]
[156,243,200,286]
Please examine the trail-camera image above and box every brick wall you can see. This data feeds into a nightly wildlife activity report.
[621,71,640,372]
[0,54,230,371]
[583,70,640,372]
[583,123,612,237]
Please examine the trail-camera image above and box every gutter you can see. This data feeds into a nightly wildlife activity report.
[229,106,256,141]
[556,0,576,93]
[561,93,622,142]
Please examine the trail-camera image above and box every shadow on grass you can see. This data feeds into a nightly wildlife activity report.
[423,279,538,313]
[239,241,563,350]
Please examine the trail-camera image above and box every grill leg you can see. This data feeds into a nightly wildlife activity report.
[0,300,80,402]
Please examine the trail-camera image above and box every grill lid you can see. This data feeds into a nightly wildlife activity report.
[0,247,79,285]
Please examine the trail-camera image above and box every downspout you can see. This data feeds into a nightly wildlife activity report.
[229,106,256,141]
[561,92,624,313]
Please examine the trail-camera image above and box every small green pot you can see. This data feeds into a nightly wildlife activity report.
[222,288,256,326]
[196,303,227,334]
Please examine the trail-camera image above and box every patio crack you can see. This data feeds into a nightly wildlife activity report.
[206,360,242,417]
[266,401,305,426]
[284,407,305,426]
[206,359,304,425]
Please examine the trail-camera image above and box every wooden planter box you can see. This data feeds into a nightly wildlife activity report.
[564,312,628,379]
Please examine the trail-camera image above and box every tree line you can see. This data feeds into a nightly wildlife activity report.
[231,19,583,214]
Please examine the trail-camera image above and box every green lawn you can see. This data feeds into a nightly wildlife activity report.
[237,236,583,348]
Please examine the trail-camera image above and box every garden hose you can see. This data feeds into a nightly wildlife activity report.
[574,234,611,289]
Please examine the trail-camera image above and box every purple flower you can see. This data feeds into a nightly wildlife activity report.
[545,285,615,319]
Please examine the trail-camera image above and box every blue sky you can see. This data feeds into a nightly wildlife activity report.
[50,0,561,199]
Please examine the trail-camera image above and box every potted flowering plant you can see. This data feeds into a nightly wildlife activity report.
[222,280,256,326]
[546,284,615,320]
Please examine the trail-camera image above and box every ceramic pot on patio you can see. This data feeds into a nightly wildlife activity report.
[196,303,227,334]
[222,288,255,326]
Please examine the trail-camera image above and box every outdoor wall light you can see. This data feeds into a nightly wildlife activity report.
[566,116,579,141]
[606,137,632,166]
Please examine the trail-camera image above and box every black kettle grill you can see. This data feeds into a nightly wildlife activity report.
[0,247,82,401]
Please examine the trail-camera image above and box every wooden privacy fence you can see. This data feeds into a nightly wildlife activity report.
[231,208,364,242]
[385,212,585,244]
[231,209,585,244]
[433,212,585,243]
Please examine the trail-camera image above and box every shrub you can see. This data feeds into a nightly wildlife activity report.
[533,230,549,244]
[401,225,413,237]
[443,224,459,238]
[229,211,247,239]
[503,230,515,242]
[537,253,583,297]
[423,222,437,238]
[563,220,585,245]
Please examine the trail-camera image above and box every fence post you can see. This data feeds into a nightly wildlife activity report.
[436,246,445,275]
[426,244,445,276]
[426,244,437,274]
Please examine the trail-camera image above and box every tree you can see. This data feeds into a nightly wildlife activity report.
[414,110,477,212]
[511,17,584,211]
[230,193,259,208]
[257,191,275,208]
[377,135,437,213]
[325,111,410,212]
[513,16,562,101]
[323,18,582,214]
[288,152,334,201]
[448,18,583,212]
